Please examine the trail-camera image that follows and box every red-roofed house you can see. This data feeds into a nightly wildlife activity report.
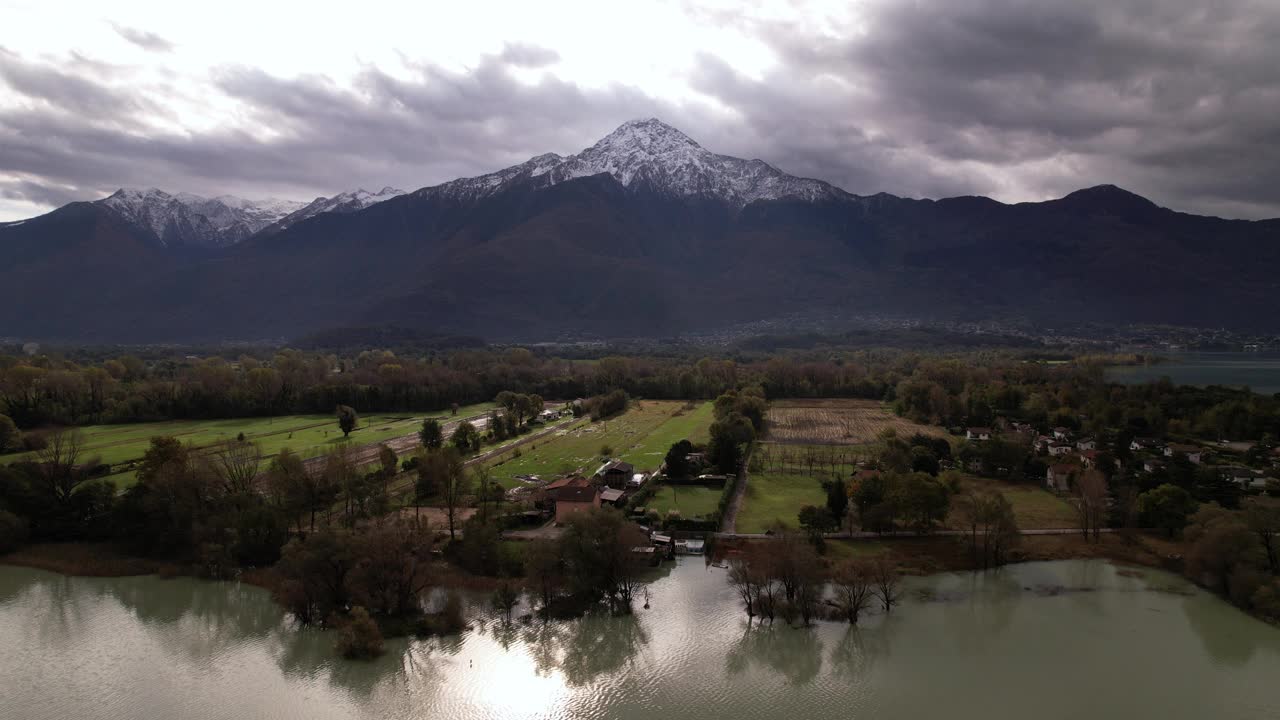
[545,476,601,523]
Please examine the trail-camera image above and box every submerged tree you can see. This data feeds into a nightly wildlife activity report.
[871,554,902,613]
[831,559,876,625]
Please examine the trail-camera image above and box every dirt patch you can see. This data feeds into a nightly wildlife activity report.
[394,506,477,529]
[766,399,947,445]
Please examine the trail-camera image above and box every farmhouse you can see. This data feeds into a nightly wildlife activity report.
[1048,442,1074,457]
[1081,449,1100,468]
[546,476,601,524]
[1076,438,1097,452]
[966,427,993,441]
[1047,464,1076,492]
[594,459,635,488]
[1220,466,1270,491]
[1165,444,1204,464]
[1053,427,1072,440]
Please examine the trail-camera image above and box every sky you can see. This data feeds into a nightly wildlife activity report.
[2,0,1279,221]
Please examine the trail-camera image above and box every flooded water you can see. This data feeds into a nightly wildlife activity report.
[1106,352,1280,395]
[2,559,1280,720]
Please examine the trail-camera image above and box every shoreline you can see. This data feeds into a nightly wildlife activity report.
[0,542,285,595]
[4,532,1182,586]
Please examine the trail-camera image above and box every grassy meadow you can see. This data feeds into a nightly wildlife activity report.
[735,471,828,534]
[6,403,495,490]
[486,400,713,488]
[644,484,722,520]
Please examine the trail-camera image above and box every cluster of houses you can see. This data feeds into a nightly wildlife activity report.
[967,422,1278,494]
[505,454,711,561]
[533,458,645,523]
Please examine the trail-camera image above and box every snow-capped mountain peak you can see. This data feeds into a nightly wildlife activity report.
[97,185,411,245]
[99,188,303,248]
[424,118,843,207]
[267,186,407,233]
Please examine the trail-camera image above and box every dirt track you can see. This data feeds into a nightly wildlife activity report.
[298,412,493,475]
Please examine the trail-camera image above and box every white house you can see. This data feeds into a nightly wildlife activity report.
[1076,438,1097,452]
[966,427,993,442]
[1165,444,1203,464]
[1049,442,1074,457]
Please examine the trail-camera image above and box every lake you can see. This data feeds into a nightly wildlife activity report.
[1106,352,1280,395]
[2,559,1279,720]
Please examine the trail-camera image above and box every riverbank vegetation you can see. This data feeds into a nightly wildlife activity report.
[5,342,1280,645]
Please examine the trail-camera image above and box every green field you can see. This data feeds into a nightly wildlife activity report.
[735,471,828,534]
[644,484,721,520]
[487,401,713,488]
[5,403,495,490]
[618,402,714,469]
[948,475,1078,529]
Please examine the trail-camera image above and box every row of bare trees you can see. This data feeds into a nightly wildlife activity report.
[727,531,902,626]
[754,443,862,478]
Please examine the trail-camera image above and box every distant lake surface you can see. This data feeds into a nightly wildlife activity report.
[3,560,1280,720]
[1106,352,1280,395]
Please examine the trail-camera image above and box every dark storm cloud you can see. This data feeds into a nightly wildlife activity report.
[701,0,1280,217]
[3,0,1280,219]
[111,24,175,53]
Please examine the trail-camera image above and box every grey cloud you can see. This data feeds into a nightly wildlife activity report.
[3,0,1280,220]
[721,0,1280,215]
[498,43,560,68]
[0,46,684,208]
[0,177,83,207]
[112,24,175,52]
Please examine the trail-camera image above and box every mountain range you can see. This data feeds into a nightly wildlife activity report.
[3,118,1279,343]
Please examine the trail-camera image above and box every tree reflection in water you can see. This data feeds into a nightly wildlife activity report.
[828,623,893,681]
[520,611,651,686]
[725,622,824,686]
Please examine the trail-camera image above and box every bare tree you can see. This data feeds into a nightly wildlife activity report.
[792,554,826,626]
[435,448,470,541]
[954,488,1021,569]
[1246,505,1280,574]
[1073,469,1108,542]
[207,439,261,498]
[831,559,876,624]
[728,556,769,620]
[871,554,901,613]
[473,464,496,522]
[35,428,93,506]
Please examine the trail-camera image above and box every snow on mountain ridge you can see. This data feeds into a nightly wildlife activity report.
[100,188,303,248]
[268,186,407,232]
[424,118,844,207]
